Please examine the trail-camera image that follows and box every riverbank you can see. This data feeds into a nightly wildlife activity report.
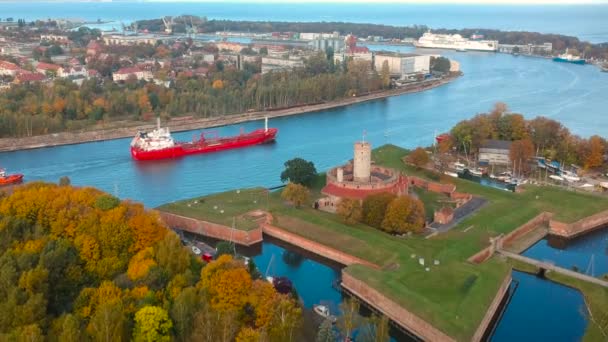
[0,75,459,153]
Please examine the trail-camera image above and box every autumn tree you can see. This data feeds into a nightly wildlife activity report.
[336,198,363,224]
[281,183,310,208]
[380,60,390,88]
[584,135,605,169]
[316,318,337,342]
[407,147,430,169]
[133,306,173,342]
[509,139,535,175]
[362,192,396,229]
[280,158,317,186]
[337,298,362,341]
[381,196,425,234]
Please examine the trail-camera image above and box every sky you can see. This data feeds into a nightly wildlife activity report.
[140,0,608,3]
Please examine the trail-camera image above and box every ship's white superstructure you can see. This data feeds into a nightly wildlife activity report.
[414,32,498,52]
[130,118,175,152]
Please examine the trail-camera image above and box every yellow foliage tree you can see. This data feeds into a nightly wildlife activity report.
[281,183,310,208]
[336,198,362,224]
[236,327,261,342]
[381,196,425,234]
[212,79,224,89]
[127,247,157,281]
[585,135,605,169]
[133,306,173,342]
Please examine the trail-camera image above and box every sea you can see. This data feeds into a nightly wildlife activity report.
[1,2,608,43]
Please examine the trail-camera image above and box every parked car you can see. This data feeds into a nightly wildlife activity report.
[202,253,213,262]
[191,246,201,255]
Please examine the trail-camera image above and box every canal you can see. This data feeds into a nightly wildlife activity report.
[1,51,604,340]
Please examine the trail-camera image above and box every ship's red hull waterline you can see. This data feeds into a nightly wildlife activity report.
[131,128,278,161]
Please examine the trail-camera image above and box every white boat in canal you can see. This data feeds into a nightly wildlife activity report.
[313,304,337,323]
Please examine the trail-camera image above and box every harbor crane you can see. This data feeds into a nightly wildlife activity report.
[162,16,173,34]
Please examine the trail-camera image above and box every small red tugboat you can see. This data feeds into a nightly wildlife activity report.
[130,117,278,161]
[0,168,24,186]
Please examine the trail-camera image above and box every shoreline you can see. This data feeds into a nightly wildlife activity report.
[0,75,459,153]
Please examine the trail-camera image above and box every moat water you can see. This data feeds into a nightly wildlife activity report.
[1,32,604,342]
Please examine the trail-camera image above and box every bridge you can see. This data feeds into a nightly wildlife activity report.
[497,250,608,288]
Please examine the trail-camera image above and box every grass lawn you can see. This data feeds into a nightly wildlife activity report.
[158,144,608,341]
[412,186,454,221]
[156,188,269,231]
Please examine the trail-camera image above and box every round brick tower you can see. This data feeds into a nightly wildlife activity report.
[353,142,371,183]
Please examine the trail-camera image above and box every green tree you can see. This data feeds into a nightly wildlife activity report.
[430,56,451,73]
[336,198,362,224]
[215,241,236,257]
[281,183,310,208]
[362,193,396,229]
[381,196,425,234]
[95,195,120,211]
[58,176,71,186]
[171,288,199,342]
[407,147,430,169]
[316,318,337,342]
[133,306,173,342]
[58,314,81,342]
[280,158,317,186]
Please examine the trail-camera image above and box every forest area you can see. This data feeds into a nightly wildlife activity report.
[0,182,303,341]
[0,52,387,138]
[449,103,607,172]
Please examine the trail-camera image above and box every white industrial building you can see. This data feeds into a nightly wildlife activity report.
[309,37,344,52]
[261,56,305,74]
[103,34,160,46]
[373,53,431,78]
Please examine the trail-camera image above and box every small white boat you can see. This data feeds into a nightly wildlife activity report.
[549,175,564,182]
[561,170,580,182]
[468,168,483,177]
[313,304,337,323]
[453,162,466,171]
[266,276,274,284]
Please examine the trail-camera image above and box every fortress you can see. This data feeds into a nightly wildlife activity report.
[319,141,408,212]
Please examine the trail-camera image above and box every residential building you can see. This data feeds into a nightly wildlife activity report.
[112,66,153,82]
[373,52,431,78]
[299,32,339,41]
[0,60,22,76]
[14,72,45,84]
[479,140,512,165]
[261,56,304,74]
[102,34,160,46]
[35,62,61,75]
[58,65,87,78]
[40,34,69,44]
[86,40,102,56]
[216,42,245,53]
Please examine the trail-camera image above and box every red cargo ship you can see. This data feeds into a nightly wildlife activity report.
[130,118,278,161]
[0,168,24,185]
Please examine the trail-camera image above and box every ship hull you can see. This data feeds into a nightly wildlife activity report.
[414,42,497,52]
[131,128,277,161]
[552,57,585,65]
[0,174,24,185]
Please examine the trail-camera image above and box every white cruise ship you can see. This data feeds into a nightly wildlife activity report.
[414,31,498,52]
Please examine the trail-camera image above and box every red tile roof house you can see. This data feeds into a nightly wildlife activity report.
[35,62,61,75]
[14,72,46,84]
[0,60,23,76]
[112,66,153,82]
